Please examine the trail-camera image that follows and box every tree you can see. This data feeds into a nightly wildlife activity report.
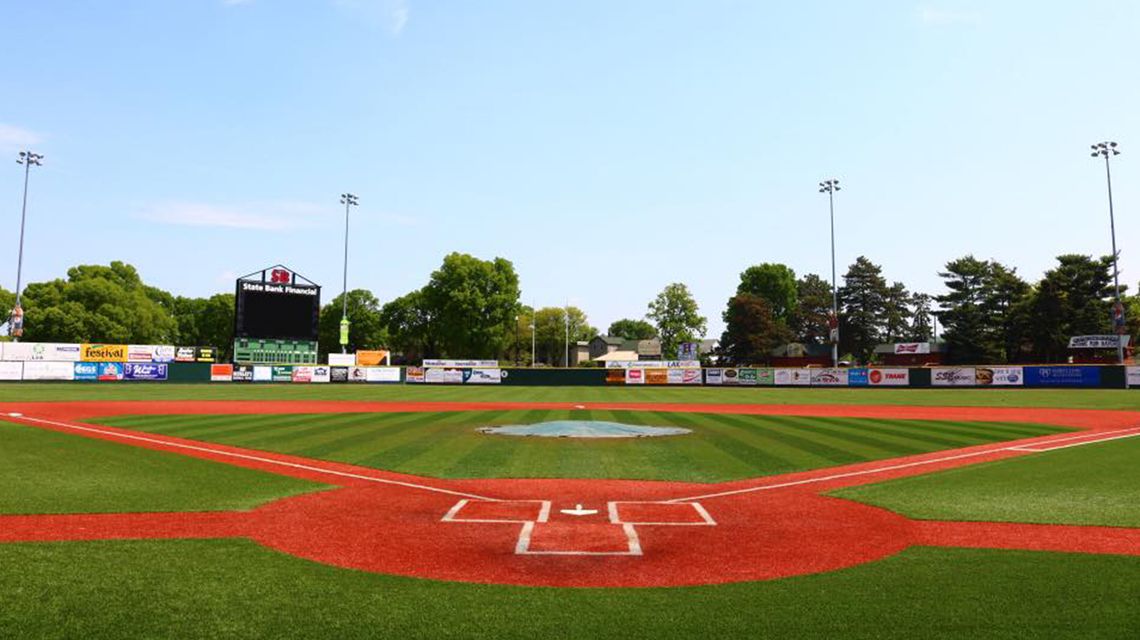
[20,262,178,344]
[936,256,998,364]
[607,318,657,340]
[737,264,798,322]
[318,289,387,357]
[647,283,707,359]
[533,306,595,366]
[837,257,888,362]
[420,252,521,359]
[1023,255,1116,362]
[172,293,235,358]
[718,293,791,365]
[882,281,912,344]
[0,285,13,336]
[908,293,934,342]
[380,290,437,362]
[790,274,833,345]
[509,305,535,365]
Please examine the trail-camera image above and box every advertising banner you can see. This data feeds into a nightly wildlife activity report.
[73,362,99,381]
[605,361,641,369]
[975,366,1024,386]
[175,347,197,362]
[347,366,368,382]
[1,342,83,362]
[705,369,724,385]
[848,368,869,386]
[311,366,331,383]
[270,366,293,382]
[328,353,355,367]
[124,363,167,381]
[893,343,931,355]
[329,366,349,383]
[677,343,698,361]
[810,368,849,386]
[23,361,75,381]
[666,369,685,385]
[868,368,910,386]
[737,368,758,386]
[210,364,234,382]
[0,361,23,381]
[425,367,465,384]
[645,368,669,385]
[423,359,497,368]
[1128,366,1140,388]
[775,368,811,386]
[625,369,645,385]
[153,346,176,363]
[932,367,976,387]
[128,345,163,362]
[252,366,272,382]
[98,362,126,381]
[231,365,254,382]
[1023,366,1101,387]
[722,368,741,385]
[755,368,775,385]
[468,368,502,384]
[1068,335,1129,349]
[405,366,425,383]
[365,367,402,383]
[291,366,314,383]
[605,369,626,385]
[356,350,391,366]
[81,344,128,362]
[680,368,703,385]
[663,360,702,369]
[195,347,216,363]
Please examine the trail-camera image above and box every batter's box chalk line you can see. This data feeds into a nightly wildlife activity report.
[441,499,716,557]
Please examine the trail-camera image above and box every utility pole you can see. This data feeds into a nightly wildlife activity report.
[10,151,44,341]
[819,178,841,366]
[339,193,358,354]
[1091,142,1124,364]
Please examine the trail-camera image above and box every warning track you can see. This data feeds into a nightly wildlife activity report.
[1,400,1138,587]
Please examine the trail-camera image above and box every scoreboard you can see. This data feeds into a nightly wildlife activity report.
[234,266,320,341]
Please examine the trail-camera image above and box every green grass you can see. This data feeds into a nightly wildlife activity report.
[0,420,328,515]
[832,436,1140,528]
[4,381,1140,409]
[92,411,1068,483]
[1,540,1137,639]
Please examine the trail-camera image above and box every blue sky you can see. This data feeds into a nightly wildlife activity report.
[2,1,1137,338]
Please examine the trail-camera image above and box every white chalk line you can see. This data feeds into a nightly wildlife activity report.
[9,414,499,502]
[1009,428,1140,452]
[666,426,1140,503]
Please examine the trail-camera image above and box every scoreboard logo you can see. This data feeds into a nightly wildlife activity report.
[270,268,292,284]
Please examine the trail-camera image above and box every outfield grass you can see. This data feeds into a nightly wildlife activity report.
[92,411,1067,483]
[0,420,327,514]
[833,436,1140,528]
[4,382,1140,409]
[1,539,1136,639]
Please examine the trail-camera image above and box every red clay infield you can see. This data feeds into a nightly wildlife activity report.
[1,400,1139,587]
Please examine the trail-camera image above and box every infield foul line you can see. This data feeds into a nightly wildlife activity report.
[8,414,499,502]
[667,426,1140,503]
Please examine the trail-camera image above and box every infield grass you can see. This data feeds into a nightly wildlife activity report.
[5,382,1140,409]
[833,435,1140,527]
[0,420,328,514]
[1,540,1136,640]
[91,411,1067,482]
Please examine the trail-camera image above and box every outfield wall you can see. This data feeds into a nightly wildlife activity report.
[1,358,1138,389]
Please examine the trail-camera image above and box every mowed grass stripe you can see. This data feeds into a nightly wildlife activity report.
[94,412,1067,482]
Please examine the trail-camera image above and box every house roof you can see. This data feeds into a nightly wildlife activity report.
[593,335,626,346]
[593,350,639,361]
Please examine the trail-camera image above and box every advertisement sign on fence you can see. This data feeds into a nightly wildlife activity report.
[705,369,724,385]
[365,367,402,383]
[328,353,355,367]
[645,368,669,385]
[252,366,272,382]
[467,368,502,384]
[73,362,99,381]
[848,368,869,386]
[124,363,166,381]
[1068,335,1129,349]
[1023,366,1101,387]
[127,345,176,363]
[0,361,23,381]
[175,347,197,362]
[423,359,497,368]
[932,367,976,387]
[231,365,254,382]
[329,366,349,383]
[868,368,910,386]
[893,343,931,355]
[98,362,126,381]
[311,366,331,383]
[625,369,645,385]
[775,368,811,386]
[356,350,391,366]
[347,366,368,382]
[1128,366,1140,388]
[425,367,465,384]
[81,344,128,362]
[810,368,848,386]
[976,367,1023,386]
[22,361,75,381]
[210,364,234,382]
[1,342,83,362]
[291,366,314,383]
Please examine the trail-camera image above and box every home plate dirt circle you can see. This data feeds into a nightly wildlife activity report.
[246,478,914,588]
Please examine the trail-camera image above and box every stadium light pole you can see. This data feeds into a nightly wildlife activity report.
[10,151,43,342]
[531,306,536,368]
[1091,142,1124,364]
[339,193,359,354]
[564,304,570,368]
[819,178,841,367]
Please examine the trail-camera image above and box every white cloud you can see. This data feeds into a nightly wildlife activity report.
[139,201,327,231]
[0,124,43,151]
[919,5,983,26]
[334,0,410,35]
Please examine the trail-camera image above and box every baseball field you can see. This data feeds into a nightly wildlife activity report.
[1,384,1138,638]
